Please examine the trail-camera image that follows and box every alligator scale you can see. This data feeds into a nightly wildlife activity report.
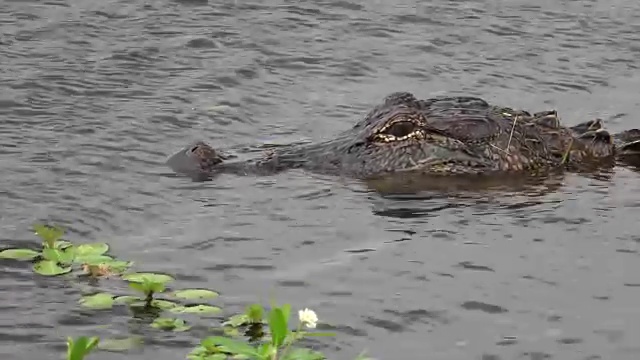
[167,92,640,181]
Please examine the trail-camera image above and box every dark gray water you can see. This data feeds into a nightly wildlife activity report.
[2,0,640,359]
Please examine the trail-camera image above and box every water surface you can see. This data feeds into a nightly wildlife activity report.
[1,1,640,359]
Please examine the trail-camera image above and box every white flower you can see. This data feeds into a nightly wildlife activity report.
[298,308,318,329]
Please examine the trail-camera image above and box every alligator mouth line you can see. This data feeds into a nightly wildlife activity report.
[392,156,490,175]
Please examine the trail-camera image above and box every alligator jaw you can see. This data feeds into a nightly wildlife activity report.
[166,141,223,181]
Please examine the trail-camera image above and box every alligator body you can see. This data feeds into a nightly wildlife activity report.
[167,92,640,181]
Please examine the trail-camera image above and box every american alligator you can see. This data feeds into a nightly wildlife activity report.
[166,92,640,181]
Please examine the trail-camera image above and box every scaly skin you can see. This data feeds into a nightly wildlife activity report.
[166,92,640,181]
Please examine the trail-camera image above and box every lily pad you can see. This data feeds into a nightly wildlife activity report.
[222,326,241,337]
[222,314,252,328]
[98,336,144,352]
[79,293,115,309]
[122,272,174,284]
[151,299,178,310]
[0,248,40,261]
[104,260,132,272]
[42,248,75,264]
[33,260,72,276]
[201,336,260,358]
[128,281,165,294]
[151,299,179,310]
[151,317,191,332]
[187,346,229,360]
[113,295,142,305]
[170,304,222,315]
[172,289,219,301]
[75,243,109,256]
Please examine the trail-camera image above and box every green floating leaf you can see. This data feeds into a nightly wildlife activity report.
[222,326,241,337]
[187,345,228,360]
[103,260,132,273]
[128,281,165,295]
[33,223,65,248]
[222,314,251,327]
[148,281,166,293]
[113,295,142,305]
[150,299,179,310]
[0,248,40,261]
[97,336,144,352]
[128,282,148,294]
[123,272,174,284]
[201,336,260,359]
[170,305,222,315]
[33,260,71,276]
[172,289,219,301]
[42,248,75,264]
[75,243,109,256]
[79,293,115,309]
[151,317,191,332]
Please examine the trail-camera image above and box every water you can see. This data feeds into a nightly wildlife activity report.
[1,0,640,359]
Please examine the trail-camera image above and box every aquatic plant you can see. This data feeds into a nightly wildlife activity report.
[0,224,132,276]
[1,223,375,359]
[189,304,334,360]
[79,272,221,319]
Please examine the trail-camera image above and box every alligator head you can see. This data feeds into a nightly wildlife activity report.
[166,140,227,181]
[165,92,496,181]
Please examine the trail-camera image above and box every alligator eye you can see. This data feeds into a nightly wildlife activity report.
[383,121,418,138]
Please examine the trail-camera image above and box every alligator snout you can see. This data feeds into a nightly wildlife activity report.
[166,141,223,180]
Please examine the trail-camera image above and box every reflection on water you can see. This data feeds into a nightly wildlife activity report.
[1,0,640,359]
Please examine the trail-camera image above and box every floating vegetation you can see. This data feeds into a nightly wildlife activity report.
[172,288,219,301]
[151,317,191,332]
[0,224,132,277]
[79,293,116,310]
[0,248,40,260]
[188,304,331,360]
[1,223,373,360]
